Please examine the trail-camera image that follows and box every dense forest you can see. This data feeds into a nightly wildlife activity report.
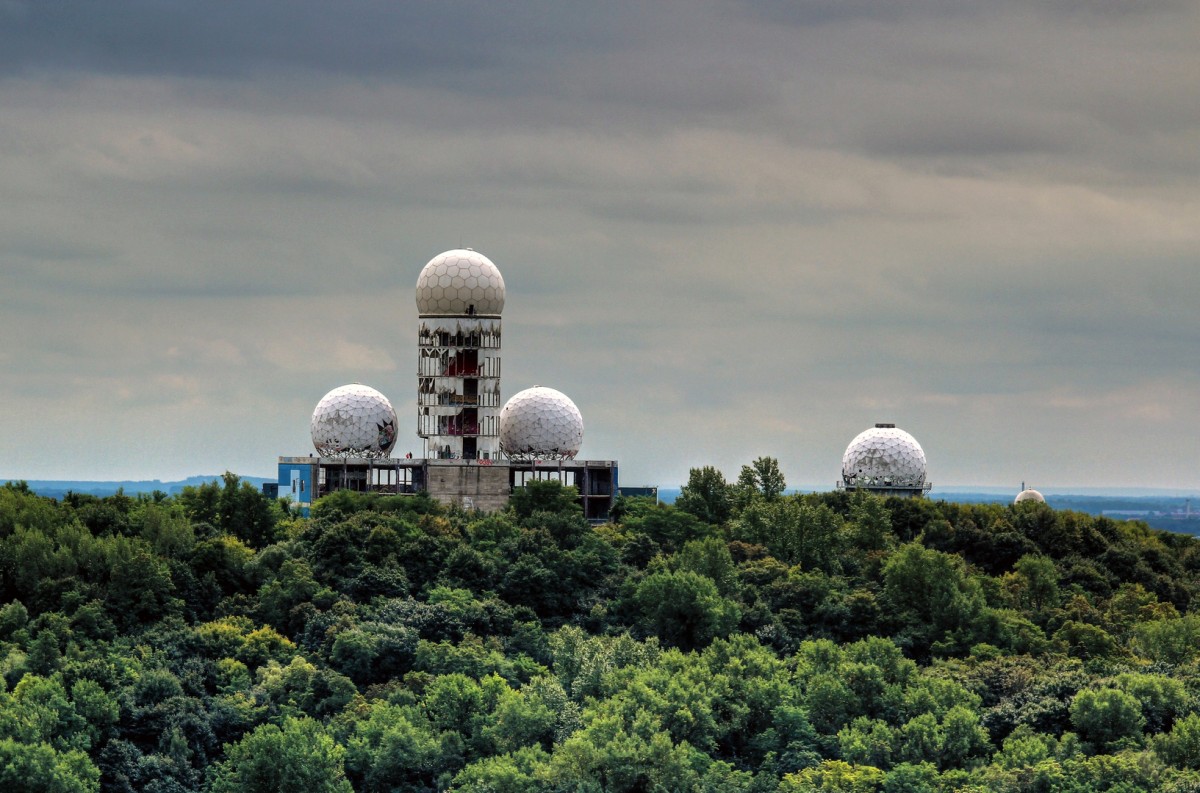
[3,459,1200,792]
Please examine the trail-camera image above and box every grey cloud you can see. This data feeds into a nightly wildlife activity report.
[854,106,1084,159]
[6,236,112,263]
[1,1,1197,488]
[737,0,1188,27]
[1023,0,1194,20]
[733,0,985,27]
[0,1,606,79]
[0,2,771,131]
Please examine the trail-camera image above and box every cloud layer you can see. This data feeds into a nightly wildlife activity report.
[1,1,1197,490]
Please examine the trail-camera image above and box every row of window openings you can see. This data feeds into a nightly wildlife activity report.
[419,377,500,405]
[320,467,419,493]
[510,470,614,496]
[419,352,500,378]
[418,392,501,408]
[431,446,494,461]
[290,467,417,492]
[418,325,501,349]
[419,414,499,437]
[292,465,608,495]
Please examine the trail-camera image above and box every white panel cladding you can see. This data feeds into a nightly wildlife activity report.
[311,384,398,458]
[415,249,506,317]
[841,425,927,487]
[499,386,584,461]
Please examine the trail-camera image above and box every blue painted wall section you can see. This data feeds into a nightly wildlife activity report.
[276,459,318,517]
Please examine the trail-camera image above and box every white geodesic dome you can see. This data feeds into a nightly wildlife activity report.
[311,384,398,458]
[415,249,505,316]
[842,424,927,488]
[499,386,584,461]
[1014,488,1046,504]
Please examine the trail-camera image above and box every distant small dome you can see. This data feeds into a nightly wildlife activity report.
[499,386,584,461]
[311,384,397,458]
[415,249,505,316]
[1015,488,1046,504]
[842,423,927,488]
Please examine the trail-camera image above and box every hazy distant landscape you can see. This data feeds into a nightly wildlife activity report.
[9,475,274,501]
[657,487,1200,535]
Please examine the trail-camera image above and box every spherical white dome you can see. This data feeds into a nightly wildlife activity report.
[499,386,584,461]
[311,384,398,458]
[842,424,927,488]
[415,249,505,316]
[1014,488,1046,504]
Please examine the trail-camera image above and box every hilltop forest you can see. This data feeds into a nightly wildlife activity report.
[3,460,1200,792]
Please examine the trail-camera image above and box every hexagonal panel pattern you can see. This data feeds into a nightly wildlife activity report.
[415,249,506,316]
[311,383,398,458]
[499,386,584,461]
[842,424,927,487]
[1014,488,1046,504]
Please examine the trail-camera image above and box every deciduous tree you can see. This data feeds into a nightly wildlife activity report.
[208,716,352,793]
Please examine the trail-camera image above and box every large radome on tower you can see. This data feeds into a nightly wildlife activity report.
[839,423,931,497]
[415,248,506,316]
[499,386,585,461]
[416,249,505,462]
[310,384,397,459]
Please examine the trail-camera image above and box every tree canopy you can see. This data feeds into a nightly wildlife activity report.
[1,472,1199,792]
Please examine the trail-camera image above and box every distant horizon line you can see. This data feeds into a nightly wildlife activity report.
[5,475,1198,500]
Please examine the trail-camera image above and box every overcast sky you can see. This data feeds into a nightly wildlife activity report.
[1,0,1198,492]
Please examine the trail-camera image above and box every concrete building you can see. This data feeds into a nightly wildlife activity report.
[275,456,616,521]
[273,247,619,521]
